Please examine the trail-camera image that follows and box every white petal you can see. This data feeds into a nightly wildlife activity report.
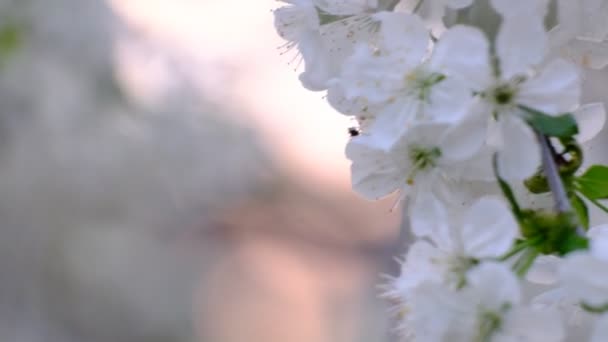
[326,80,374,116]
[518,59,581,115]
[430,25,493,90]
[527,255,561,285]
[346,137,405,200]
[496,19,548,78]
[461,197,518,259]
[467,262,522,306]
[424,77,473,124]
[336,44,407,103]
[410,193,452,251]
[438,102,489,162]
[409,282,477,342]
[273,1,319,41]
[590,314,608,342]
[396,241,444,292]
[573,40,608,70]
[498,307,564,342]
[574,103,606,143]
[366,99,419,151]
[589,224,608,262]
[373,11,429,63]
[559,252,608,307]
[497,116,541,180]
[297,31,333,90]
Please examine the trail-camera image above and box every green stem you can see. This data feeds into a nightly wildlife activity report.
[498,241,530,261]
[514,249,539,277]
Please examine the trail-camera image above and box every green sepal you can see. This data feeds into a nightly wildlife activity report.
[520,210,588,256]
[571,195,590,231]
[581,302,608,314]
[519,105,579,138]
[575,165,608,200]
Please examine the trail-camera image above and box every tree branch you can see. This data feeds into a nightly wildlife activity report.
[536,132,585,236]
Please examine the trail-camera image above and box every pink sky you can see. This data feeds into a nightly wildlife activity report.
[110,0,354,188]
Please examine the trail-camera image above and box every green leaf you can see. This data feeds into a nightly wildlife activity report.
[576,165,608,199]
[571,195,589,230]
[519,105,579,138]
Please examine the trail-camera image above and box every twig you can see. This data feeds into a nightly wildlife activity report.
[535,131,585,236]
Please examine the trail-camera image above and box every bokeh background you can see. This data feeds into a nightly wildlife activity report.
[1,1,607,341]
[0,1,405,341]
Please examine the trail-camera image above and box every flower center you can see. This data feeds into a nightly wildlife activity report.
[475,303,511,342]
[492,83,517,105]
[475,310,502,342]
[405,69,446,102]
[447,256,479,289]
[406,145,441,185]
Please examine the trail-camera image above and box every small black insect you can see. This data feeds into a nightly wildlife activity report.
[348,127,360,137]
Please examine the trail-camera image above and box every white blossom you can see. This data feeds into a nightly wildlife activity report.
[329,16,474,150]
[550,0,608,69]
[274,0,406,90]
[387,196,517,301]
[431,0,581,179]
[346,121,484,206]
[409,262,564,342]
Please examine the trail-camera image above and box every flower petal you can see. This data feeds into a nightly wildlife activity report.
[589,224,608,262]
[373,11,429,64]
[518,59,581,115]
[346,136,405,200]
[439,102,489,162]
[461,197,518,259]
[366,100,419,151]
[590,314,608,342]
[574,102,606,143]
[425,76,473,124]
[335,44,407,104]
[410,193,451,252]
[467,262,521,306]
[395,241,444,292]
[496,18,548,78]
[430,25,492,90]
[527,255,561,285]
[560,39,608,70]
[297,30,333,90]
[499,307,564,342]
[497,116,541,180]
[559,252,608,307]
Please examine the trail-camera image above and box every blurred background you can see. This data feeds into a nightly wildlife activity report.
[0,1,407,341]
[1,1,607,341]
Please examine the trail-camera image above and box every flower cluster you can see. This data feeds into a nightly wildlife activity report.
[274,0,608,341]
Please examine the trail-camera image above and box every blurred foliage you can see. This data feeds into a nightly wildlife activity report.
[0,22,21,64]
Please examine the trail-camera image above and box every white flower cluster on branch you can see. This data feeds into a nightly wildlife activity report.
[274,0,608,341]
